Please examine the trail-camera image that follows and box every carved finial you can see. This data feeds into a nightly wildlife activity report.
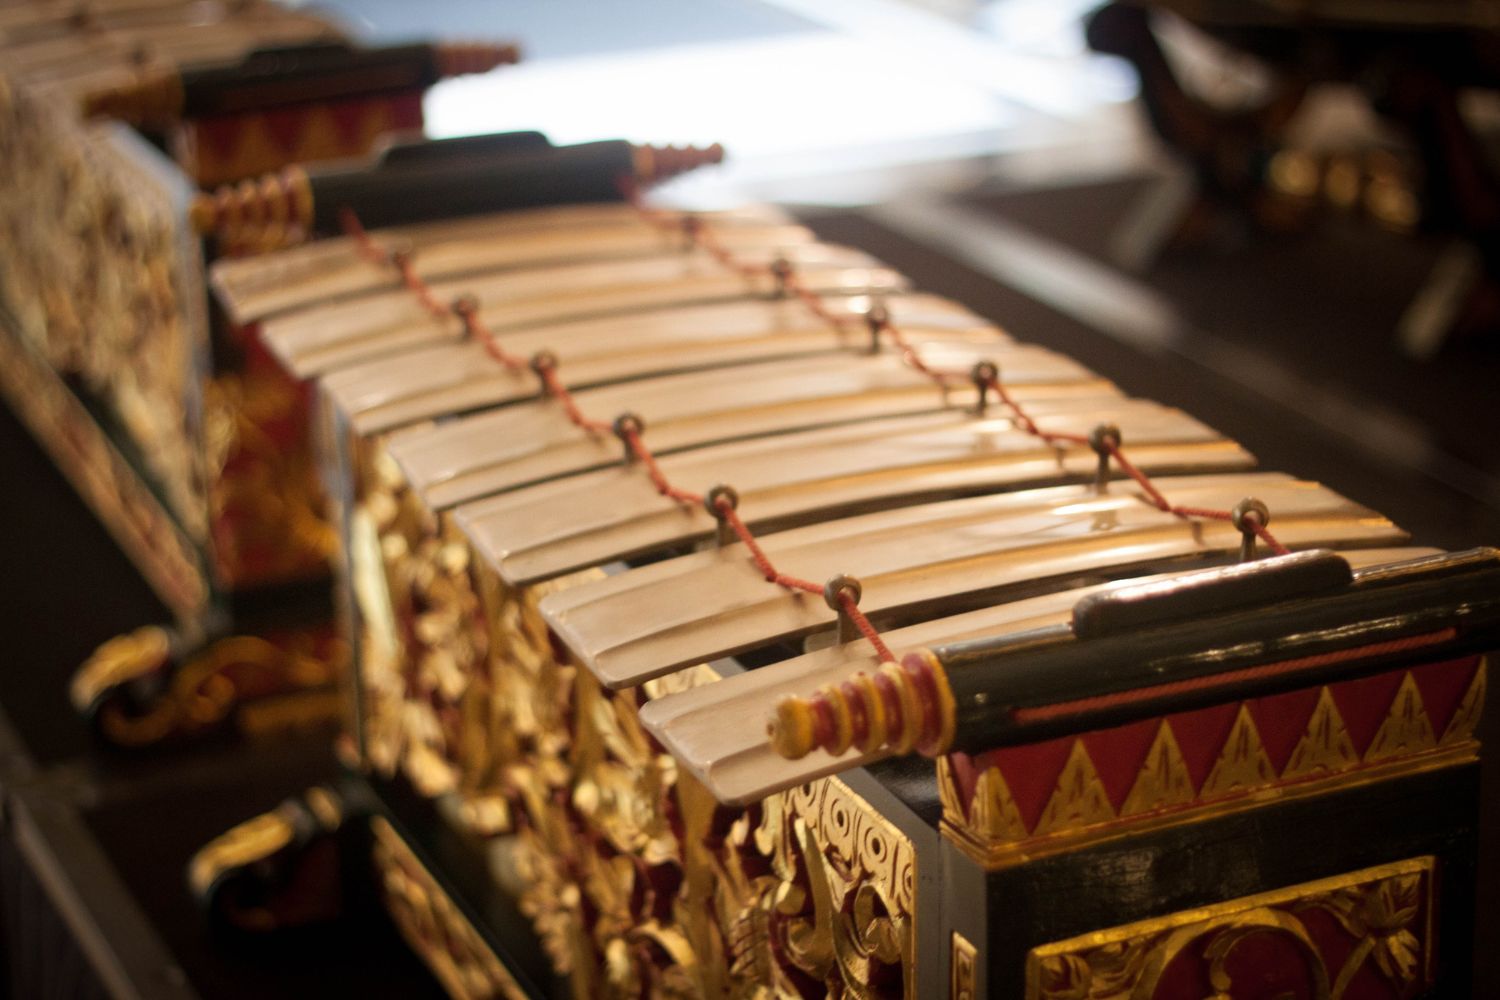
[79,67,183,125]
[631,143,726,187]
[431,41,522,78]
[190,167,313,252]
[1231,497,1272,561]
[768,651,955,760]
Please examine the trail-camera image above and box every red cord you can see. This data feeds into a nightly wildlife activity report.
[621,427,702,505]
[535,363,610,435]
[714,496,894,661]
[452,299,528,374]
[340,200,1292,665]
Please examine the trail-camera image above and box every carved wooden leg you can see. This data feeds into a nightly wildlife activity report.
[188,786,349,934]
[1373,62,1500,353]
[1085,2,1310,262]
[71,623,346,748]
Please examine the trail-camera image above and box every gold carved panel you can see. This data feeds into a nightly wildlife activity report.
[372,817,526,1000]
[707,775,918,999]
[1025,856,1436,1000]
[356,442,919,996]
[951,931,977,1000]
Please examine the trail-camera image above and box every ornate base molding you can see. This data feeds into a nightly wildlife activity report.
[371,816,527,1000]
[72,624,346,747]
[1026,856,1437,1000]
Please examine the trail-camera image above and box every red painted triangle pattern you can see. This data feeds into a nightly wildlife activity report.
[976,736,1075,834]
[1410,655,1481,739]
[1329,671,1407,755]
[1164,702,1241,792]
[1081,718,1159,812]
[950,656,1482,845]
[1245,686,1323,773]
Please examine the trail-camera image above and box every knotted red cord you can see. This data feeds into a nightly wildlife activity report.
[340,194,1291,665]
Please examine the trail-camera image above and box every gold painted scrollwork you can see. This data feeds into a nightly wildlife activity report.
[373,817,527,1000]
[713,777,916,999]
[358,440,917,997]
[1027,857,1435,1000]
[951,932,977,1000]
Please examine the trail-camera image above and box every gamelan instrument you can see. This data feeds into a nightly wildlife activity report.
[194,183,1495,998]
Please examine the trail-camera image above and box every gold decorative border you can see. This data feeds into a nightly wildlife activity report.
[951,931,977,1000]
[371,816,527,1000]
[940,660,1485,870]
[0,324,207,622]
[1024,856,1436,1000]
[793,774,919,996]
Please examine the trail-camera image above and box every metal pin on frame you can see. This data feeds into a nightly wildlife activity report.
[1231,497,1272,562]
[679,212,702,251]
[528,349,559,397]
[864,299,890,354]
[612,412,646,464]
[704,484,740,547]
[823,573,865,645]
[970,360,999,416]
[768,254,793,298]
[450,293,479,337]
[1089,423,1122,493]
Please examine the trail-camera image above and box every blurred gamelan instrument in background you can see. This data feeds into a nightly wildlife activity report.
[0,0,719,747]
[1086,0,1500,354]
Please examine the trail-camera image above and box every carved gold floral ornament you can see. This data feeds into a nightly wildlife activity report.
[1027,856,1434,1000]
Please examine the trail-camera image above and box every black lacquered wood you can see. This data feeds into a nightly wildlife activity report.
[941,549,1500,753]
[178,42,450,117]
[308,139,636,233]
[1071,549,1353,639]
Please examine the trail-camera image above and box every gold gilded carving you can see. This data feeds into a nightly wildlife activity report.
[372,817,527,1000]
[1197,705,1277,799]
[71,626,173,713]
[1119,722,1195,816]
[951,931,977,1000]
[971,764,1030,842]
[0,85,210,552]
[187,810,295,905]
[717,777,917,999]
[1283,688,1360,778]
[204,370,337,588]
[944,663,1484,869]
[938,755,1028,843]
[1440,657,1487,743]
[1365,674,1437,762]
[73,627,343,747]
[1033,741,1116,836]
[1026,857,1435,1000]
